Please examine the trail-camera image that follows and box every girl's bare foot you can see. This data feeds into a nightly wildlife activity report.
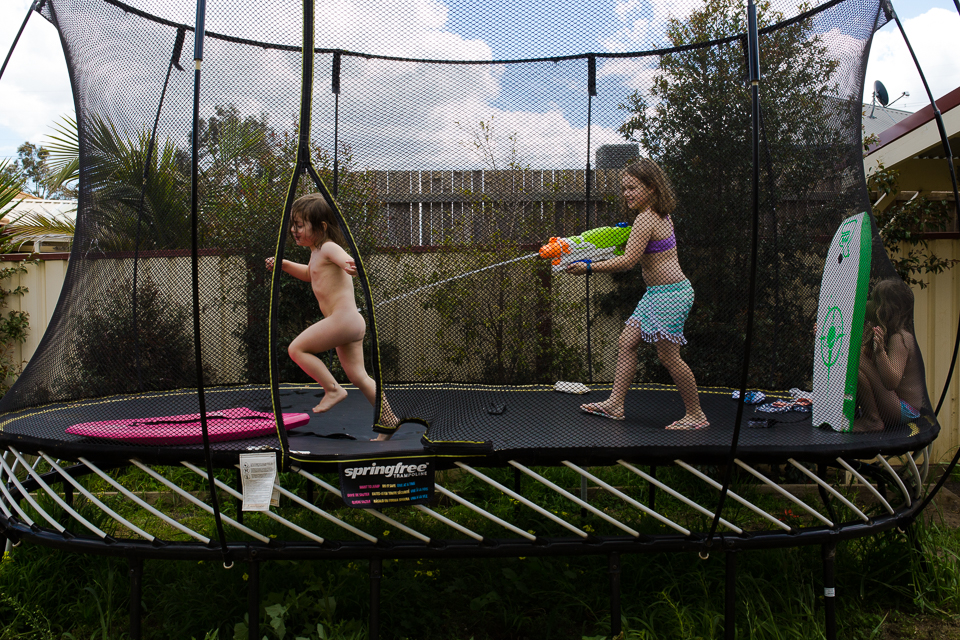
[313,385,348,413]
[580,399,624,421]
[665,412,709,430]
[370,407,400,441]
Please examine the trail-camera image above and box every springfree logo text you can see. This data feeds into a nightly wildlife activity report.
[342,461,429,480]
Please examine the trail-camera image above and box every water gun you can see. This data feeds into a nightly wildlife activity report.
[539,223,632,271]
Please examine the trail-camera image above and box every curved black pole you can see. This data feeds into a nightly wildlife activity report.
[0,0,40,83]
[332,51,341,198]
[707,0,763,542]
[881,0,960,520]
[585,55,596,383]
[132,27,186,392]
[190,0,230,562]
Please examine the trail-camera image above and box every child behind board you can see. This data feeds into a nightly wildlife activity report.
[265,193,398,441]
[854,278,924,432]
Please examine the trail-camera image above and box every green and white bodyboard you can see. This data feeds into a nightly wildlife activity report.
[812,212,872,432]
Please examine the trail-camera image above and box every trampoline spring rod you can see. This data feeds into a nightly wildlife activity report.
[561,461,690,536]
[78,457,209,544]
[674,460,790,532]
[508,461,639,537]
[618,460,742,534]
[875,455,911,507]
[435,484,535,541]
[905,453,923,502]
[181,462,325,545]
[0,482,12,519]
[786,459,869,523]
[0,449,63,533]
[0,453,14,520]
[10,447,107,538]
[131,460,270,543]
[733,460,833,527]
[6,451,20,477]
[0,451,34,526]
[456,462,587,538]
[834,458,894,515]
[39,452,154,541]
[292,467,431,543]
[413,504,485,541]
[268,477,378,544]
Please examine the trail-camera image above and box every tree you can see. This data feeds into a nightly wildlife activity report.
[1,141,74,200]
[606,0,856,388]
[866,159,959,288]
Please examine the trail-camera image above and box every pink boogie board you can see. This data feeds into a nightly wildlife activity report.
[65,407,310,445]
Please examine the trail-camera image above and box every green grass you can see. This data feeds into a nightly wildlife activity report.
[2,462,959,639]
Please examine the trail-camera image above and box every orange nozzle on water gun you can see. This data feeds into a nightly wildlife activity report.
[539,237,571,266]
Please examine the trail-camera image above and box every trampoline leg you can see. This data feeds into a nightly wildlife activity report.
[370,557,383,640]
[248,560,260,640]
[724,550,737,640]
[822,542,837,640]
[609,552,621,637]
[128,556,143,640]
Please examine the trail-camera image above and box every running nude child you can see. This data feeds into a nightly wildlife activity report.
[266,193,399,441]
[566,159,708,430]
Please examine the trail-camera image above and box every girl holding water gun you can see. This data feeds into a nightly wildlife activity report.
[266,193,398,441]
[567,159,708,430]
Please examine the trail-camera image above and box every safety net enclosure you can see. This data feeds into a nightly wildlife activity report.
[0,0,945,468]
[3,1,958,638]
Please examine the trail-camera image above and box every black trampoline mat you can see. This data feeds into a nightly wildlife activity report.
[0,383,938,466]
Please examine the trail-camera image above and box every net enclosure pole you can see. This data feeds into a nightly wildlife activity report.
[585,55,597,383]
[882,0,960,519]
[189,0,230,561]
[709,0,763,542]
[0,0,40,83]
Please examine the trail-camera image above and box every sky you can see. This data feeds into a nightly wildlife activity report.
[0,0,958,170]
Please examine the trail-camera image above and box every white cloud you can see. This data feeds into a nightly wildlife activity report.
[0,0,74,160]
[601,0,704,53]
[864,8,960,111]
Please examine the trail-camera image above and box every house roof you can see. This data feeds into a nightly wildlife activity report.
[864,85,960,166]
[862,103,912,140]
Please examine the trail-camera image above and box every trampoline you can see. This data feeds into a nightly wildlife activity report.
[1,0,958,637]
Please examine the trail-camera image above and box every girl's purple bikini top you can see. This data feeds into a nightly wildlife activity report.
[645,217,677,254]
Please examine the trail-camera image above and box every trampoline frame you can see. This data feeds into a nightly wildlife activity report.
[1,0,959,638]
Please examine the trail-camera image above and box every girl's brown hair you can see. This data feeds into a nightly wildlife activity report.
[290,193,347,248]
[872,278,913,340]
[624,158,677,217]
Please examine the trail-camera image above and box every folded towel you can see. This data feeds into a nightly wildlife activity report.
[554,381,590,394]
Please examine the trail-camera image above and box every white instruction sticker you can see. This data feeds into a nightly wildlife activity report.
[239,452,278,512]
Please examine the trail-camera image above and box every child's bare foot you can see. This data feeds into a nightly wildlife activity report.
[665,412,709,430]
[580,400,624,421]
[313,385,348,413]
[370,407,400,441]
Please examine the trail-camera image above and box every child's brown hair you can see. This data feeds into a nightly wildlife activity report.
[624,158,678,217]
[290,193,347,248]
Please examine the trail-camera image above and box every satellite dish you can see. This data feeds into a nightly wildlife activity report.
[874,80,889,107]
